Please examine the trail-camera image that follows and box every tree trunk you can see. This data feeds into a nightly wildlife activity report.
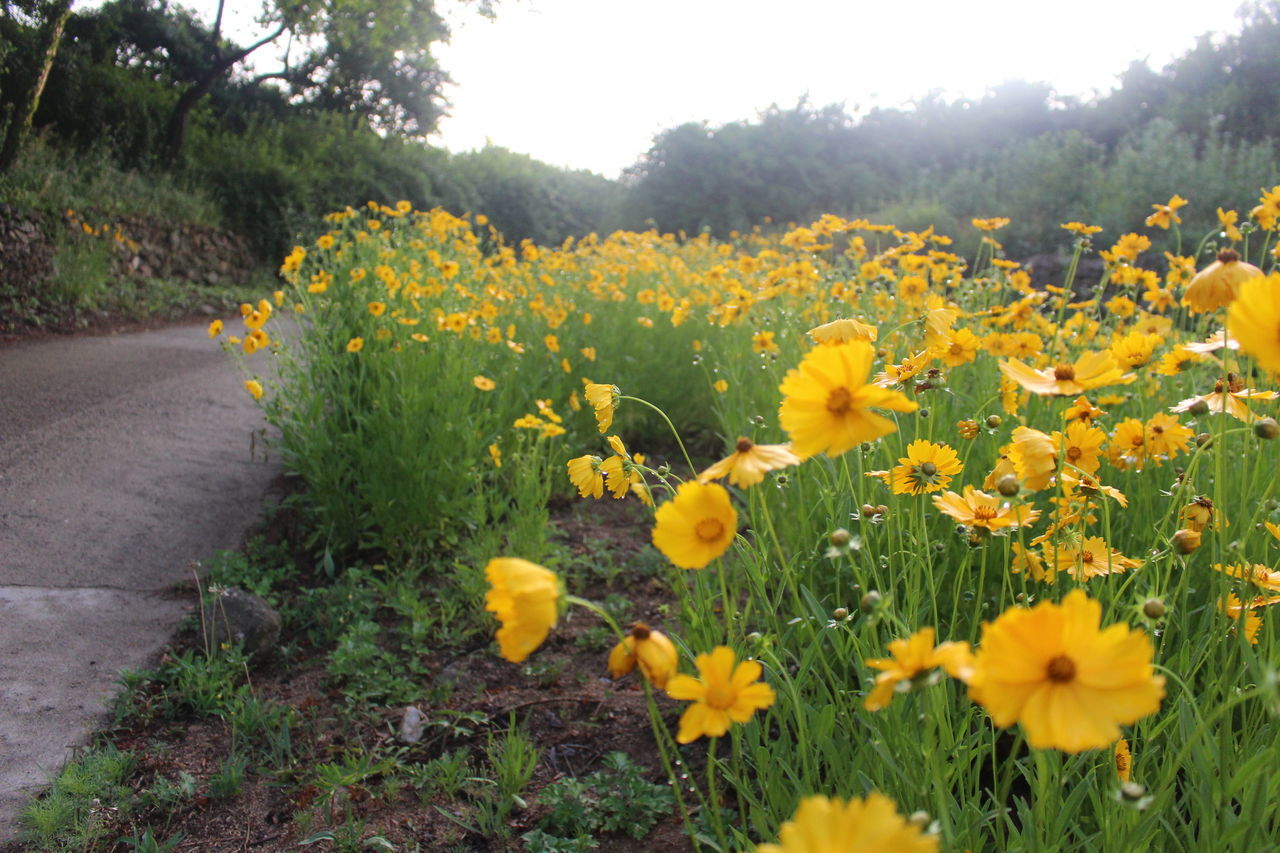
[0,0,75,173]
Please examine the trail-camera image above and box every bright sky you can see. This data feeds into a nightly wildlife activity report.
[87,0,1250,178]
[433,0,1248,177]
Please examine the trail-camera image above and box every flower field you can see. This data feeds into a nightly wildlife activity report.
[217,191,1280,851]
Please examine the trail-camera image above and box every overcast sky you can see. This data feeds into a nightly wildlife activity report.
[89,0,1251,177]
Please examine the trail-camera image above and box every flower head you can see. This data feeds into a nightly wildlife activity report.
[966,589,1165,752]
[484,558,561,663]
[1000,351,1133,397]
[808,317,878,345]
[755,793,938,853]
[932,486,1039,532]
[888,440,963,495]
[1227,272,1280,376]
[652,481,737,569]
[608,623,678,688]
[665,646,775,743]
[1184,249,1263,314]
[584,382,620,433]
[699,437,800,488]
[567,455,604,499]
[864,627,973,711]
[779,341,918,459]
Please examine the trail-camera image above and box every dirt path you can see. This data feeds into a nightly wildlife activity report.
[0,323,280,840]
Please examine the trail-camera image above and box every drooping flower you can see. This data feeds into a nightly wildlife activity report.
[599,435,644,499]
[1227,272,1280,376]
[584,382,620,433]
[1062,395,1107,424]
[965,589,1166,752]
[665,645,775,743]
[652,481,738,569]
[567,455,604,499]
[699,437,800,488]
[778,341,918,459]
[1010,426,1057,491]
[484,558,562,663]
[608,623,678,688]
[888,440,963,495]
[1183,249,1263,314]
[808,317,878,344]
[863,627,973,711]
[1000,351,1133,397]
[754,793,938,853]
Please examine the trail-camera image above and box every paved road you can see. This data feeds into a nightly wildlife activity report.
[0,323,280,839]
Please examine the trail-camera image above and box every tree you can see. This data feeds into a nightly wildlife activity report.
[0,0,75,172]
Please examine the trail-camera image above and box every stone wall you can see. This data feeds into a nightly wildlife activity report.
[0,204,258,295]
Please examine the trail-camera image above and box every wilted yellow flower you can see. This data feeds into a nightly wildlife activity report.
[665,646,775,743]
[608,623,678,688]
[966,589,1165,752]
[1184,249,1263,314]
[566,455,604,499]
[652,481,737,570]
[1218,594,1262,645]
[779,341,918,459]
[487,443,502,468]
[699,437,799,488]
[484,558,561,663]
[584,382,619,433]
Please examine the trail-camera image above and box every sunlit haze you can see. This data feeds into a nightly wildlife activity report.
[90,0,1250,178]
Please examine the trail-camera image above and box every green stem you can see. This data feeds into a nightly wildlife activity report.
[621,395,696,474]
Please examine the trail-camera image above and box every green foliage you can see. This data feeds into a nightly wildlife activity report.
[47,226,111,307]
[528,752,674,846]
[19,744,136,851]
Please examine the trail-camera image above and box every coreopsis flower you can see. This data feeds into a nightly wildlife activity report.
[484,558,561,663]
[755,793,938,853]
[346,337,364,353]
[1063,395,1106,424]
[608,623,678,688]
[1154,347,1203,376]
[1060,469,1128,507]
[1144,194,1188,230]
[584,382,620,433]
[965,589,1165,752]
[699,437,800,488]
[873,350,932,387]
[1010,426,1057,491]
[957,419,980,440]
[665,646,775,743]
[808,317,878,344]
[1101,233,1151,265]
[567,455,604,499]
[1143,412,1193,460]
[1266,521,1280,541]
[1000,351,1133,397]
[1115,739,1133,782]
[863,627,973,711]
[1108,418,1148,471]
[1228,272,1280,376]
[473,375,496,391]
[244,380,264,400]
[932,486,1040,532]
[1052,536,1142,580]
[652,481,737,570]
[888,440,963,495]
[1212,562,1280,593]
[1252,184,1280,230]
[933,327,981,367]
[778,341,918,459]
[1217,207,1243,242]
[1054,422,1106,474]
[1170,374,1277,423]
[752,330,779,354]
[1218,594,1262,645]
[1061,221,1103,236]
[1183,249,1263,314]
[1010,541,1056,582]
[208,319,224,338]
[972,216,1011,232]
[599,435,644,499]
[367,301,387,317]
[1109,330,1161,369]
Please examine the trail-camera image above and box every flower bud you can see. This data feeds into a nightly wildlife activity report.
[1254,417,1279,440]
[1172,528,1202,554]
[829,528,852,546]
[997,475,1021,497]
[1195,433,1212,448]
[859,591,882,613]
[832,607,849,621]
[985,415,1003,428]
[1142,598,1166,619]
[608,623,678,689]
[1189,399,1210,416]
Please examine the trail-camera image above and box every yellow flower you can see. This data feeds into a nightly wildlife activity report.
[931,486,1039,532]
[1218,594,1262,645]
[1227,272,1280,375]
[473,375,496,391]
[713,379,729,393]
[966,589,1165,752]
[483,558,561,663]
[1061,222,1103,236]
[888,440,963,495]
[779,341,918,460]
[873,351,931,388]
[584,382,619,433]
[1144,194,1188,230]
[752,330,779,354]
[1114,739,1132,782]
[346,337,364,353]
[1212,562,1280,593]
[1054,422,1105,474]
[807,317,878,344]
[755,793,938,853]
[699,437,800,488]
[972,216,1011,232]
[665,646,775,743]
[1052,536,1142,580]
[244,380,264,400]
[999,351,1133,397]
[487,443,502,468]
[1170,374,1277,423]
[208,319,223,338]
[1062,395,1106,424]
[1010,426,1057,491]
[566,455,604,499]
[863,627,973,711]
[1184,249,1263,314]
[1217,207,1242,242]
[652,481,737,570]
[599,435,643,499]
[368,301,387,317]
[607,623,678,688]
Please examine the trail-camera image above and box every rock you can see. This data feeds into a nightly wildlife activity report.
[201,587,281,657]
[398,706,426,743]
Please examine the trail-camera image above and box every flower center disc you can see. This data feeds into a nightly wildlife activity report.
[1046,654,1077,683]
[1054,365,1076,381]
[826,386,854,415]
[705,683,736,710]
[696,518,725,542]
